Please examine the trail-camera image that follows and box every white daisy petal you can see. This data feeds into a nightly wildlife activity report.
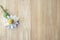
[13,15,16,18]
[15,22,19,25]
[10,25,14,29]
[7,25,11,29]
[7,16,10,18]
[4,23,9,26]
[13,16,18,22]
[13,24,16,28]
[10,15,13,18]
[3,18,7,22]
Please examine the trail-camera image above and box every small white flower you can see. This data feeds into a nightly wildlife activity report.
[3,15,19,29]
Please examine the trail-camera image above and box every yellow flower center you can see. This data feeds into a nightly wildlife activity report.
[7,18,13,24]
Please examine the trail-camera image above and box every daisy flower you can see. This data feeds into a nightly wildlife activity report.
[0,5,19,29]
[3,15,19,29]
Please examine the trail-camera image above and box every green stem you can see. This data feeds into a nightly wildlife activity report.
[0,5,8,14]
[0,5,10,18]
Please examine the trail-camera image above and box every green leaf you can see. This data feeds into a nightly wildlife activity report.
[2,11,8,18]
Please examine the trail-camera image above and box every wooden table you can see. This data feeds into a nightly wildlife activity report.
[0,0,60,40]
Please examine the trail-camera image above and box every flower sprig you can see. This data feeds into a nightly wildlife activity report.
[0,5,19,29]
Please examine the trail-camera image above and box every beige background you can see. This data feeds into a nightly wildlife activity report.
[0,0,60,40]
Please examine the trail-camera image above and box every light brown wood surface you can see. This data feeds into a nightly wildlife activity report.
[0,0,60,40]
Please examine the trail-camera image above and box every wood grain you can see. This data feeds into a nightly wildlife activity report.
[0,0,60,40]
[0,0,31,40]
[31,0,59,40]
